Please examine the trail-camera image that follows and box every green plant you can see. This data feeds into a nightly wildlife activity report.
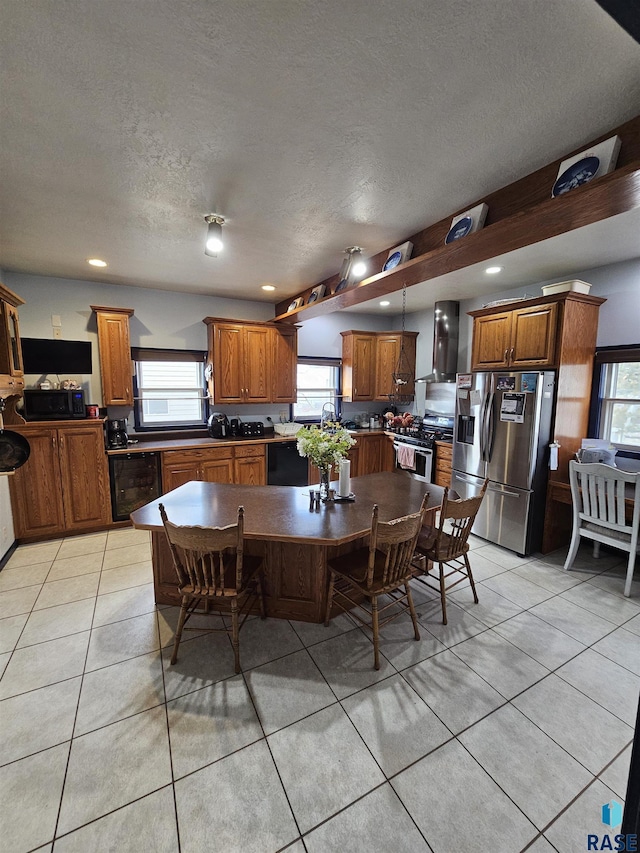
[297,423,356,468]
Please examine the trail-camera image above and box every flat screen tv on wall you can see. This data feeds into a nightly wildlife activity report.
[21,338,93,375]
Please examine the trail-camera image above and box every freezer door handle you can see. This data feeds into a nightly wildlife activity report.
[486,389,496,462]
[487,485,521,498]
[453,471,482,484]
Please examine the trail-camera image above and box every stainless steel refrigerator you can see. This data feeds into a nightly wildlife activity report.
[451,370,555,555]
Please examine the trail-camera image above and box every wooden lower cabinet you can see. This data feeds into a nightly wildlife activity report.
[434,441,452,488]
[234,445,266,485]
[307,433,394,483]
[162,444,265,491]
[9,421,111,540]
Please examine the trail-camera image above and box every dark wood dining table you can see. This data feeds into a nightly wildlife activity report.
[131,471,445,622]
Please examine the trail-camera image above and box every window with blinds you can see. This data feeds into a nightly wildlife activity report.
[593,345,640,451]
[132,348,207,430]
[292,358,341,421]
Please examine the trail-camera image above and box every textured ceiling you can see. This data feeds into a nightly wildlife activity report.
[0,0,639,311]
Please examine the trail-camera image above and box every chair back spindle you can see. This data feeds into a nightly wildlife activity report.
[366,494,429,590]
[159,503,246,595]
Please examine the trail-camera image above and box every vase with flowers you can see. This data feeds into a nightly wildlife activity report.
[297,422,356,501]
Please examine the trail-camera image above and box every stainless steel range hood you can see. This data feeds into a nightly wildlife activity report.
[415,300,460,383]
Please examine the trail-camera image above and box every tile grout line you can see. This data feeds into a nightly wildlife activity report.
[50,537,106,848]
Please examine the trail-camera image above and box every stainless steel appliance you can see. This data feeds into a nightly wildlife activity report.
[109,452,162,521]
[107,418,129,448]
[207,412,229,438]
[393,412,454,481]
[23,388,86,420]
[452,370,555,555]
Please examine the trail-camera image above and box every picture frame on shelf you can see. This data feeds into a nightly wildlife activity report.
[551,135,621,198]
[287,297,305,312]
[444,202,488,244]
[307,284,327,304]
[382,241,413,272]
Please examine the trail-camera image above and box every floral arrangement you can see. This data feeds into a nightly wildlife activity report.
[297,422,356,469]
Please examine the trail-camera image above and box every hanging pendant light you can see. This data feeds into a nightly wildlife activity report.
[388,284,415,406]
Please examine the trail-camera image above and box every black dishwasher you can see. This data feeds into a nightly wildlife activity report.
[267,441,309,486]
[109,452,163,521]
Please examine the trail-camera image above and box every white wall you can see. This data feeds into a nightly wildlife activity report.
[456,257,640,372]
[4,272,276,405]
[0,476,15,559]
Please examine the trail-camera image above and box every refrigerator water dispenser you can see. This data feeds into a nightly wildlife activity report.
[457,415,475,444]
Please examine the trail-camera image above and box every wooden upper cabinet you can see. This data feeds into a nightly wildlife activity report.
[0,282,25,400]
[205,318,294,405]
[341,332,376,402]
[510,303,558,367]
[91,306,134,406]
[470,301,558,371]
[470,312,513,370]
[272,326,298,403]
[244,325,271,403]
[342,330,418,403]
[375,332,417,401]
[211,323,244,403]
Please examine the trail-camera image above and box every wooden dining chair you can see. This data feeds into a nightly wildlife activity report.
[324,495,429,670]
[159,503,266,673]
[564,460,640,597]
[411,480,488,625]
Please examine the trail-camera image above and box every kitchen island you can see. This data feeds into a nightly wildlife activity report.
[131,471,444,622]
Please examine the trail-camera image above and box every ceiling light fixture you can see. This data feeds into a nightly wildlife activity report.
[261,285,276,291]
[336,246,367,292]
[380,301,390,307]
[485,265,503,274]
[87,258,107,267]
[204,214,225,257]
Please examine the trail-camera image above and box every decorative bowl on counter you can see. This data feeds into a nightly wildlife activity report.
[274,422,304,436]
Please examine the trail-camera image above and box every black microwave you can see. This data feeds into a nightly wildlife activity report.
[23,389,86,420]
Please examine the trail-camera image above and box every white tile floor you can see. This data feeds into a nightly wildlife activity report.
[0,528,638,853]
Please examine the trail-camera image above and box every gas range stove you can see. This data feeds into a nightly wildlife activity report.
[392,412,454,449]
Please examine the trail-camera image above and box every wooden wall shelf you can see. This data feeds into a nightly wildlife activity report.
[274,160,640,324]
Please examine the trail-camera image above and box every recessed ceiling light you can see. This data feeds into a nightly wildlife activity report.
[380,301,390,307]
[261,285,276,291]
[87,258,107,267]
[485,265,503,274]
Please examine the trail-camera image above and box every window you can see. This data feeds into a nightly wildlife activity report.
[292,357,341,421]
[594,346,640,451]
[132,348,207,430]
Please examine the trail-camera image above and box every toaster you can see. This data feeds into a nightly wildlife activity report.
[240,421,264,437]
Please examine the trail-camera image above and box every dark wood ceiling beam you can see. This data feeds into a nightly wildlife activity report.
[274,114,640,322]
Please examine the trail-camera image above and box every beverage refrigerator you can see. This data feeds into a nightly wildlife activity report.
[451,370,555,556]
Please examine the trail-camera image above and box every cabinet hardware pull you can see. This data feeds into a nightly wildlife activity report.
[59,435,64,449]
[52,435,56,448]
[510,348,514,361]
[503,349,508,362]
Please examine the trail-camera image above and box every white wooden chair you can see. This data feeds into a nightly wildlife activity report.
[564,460,640,597]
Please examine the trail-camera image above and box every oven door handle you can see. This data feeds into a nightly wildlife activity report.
[395,442,432,457]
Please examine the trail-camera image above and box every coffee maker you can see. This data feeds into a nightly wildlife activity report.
[107,418,129,449]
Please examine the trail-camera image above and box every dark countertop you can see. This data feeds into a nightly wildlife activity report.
[131,471,444,544]
[106,429,391,455]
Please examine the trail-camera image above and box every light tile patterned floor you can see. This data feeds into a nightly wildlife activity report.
[0,529,638,852]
